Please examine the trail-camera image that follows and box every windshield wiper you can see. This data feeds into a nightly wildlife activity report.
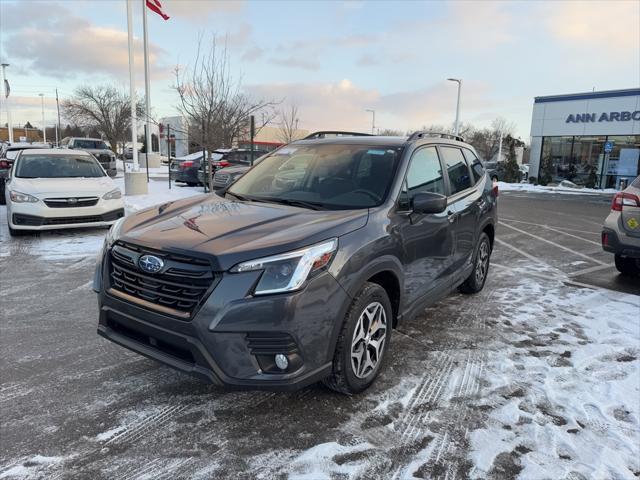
[257,197,326,210]
[225,191,252,202]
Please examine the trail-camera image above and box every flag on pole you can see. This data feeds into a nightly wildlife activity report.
[3,79,9,98]
[146,0,170,20]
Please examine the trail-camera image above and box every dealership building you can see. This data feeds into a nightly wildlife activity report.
[529,88,640,188]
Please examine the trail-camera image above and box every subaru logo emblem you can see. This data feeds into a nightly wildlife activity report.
[68,198,78,204]
[138,255,164,274]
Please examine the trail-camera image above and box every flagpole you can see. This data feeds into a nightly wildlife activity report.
[142,0,152,155]
[1,64,13,144]
[124,0,148,195]
[126,0,138,171]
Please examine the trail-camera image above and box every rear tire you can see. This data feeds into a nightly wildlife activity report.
[0,179,6,206]
[615,254,640,276]
[323,282,392,395]
[459,232,492,294]
[187,182,198,187]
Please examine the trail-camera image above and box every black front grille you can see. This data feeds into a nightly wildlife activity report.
[44,197,99,208]
[108,242,215,318]
[13,209,124,226]
[245,332,299,355]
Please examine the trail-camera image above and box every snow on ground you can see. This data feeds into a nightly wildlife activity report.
[0,179,202,260]
[498,181,618,196]
[466,271,639,479]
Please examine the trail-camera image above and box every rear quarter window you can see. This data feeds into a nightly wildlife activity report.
[440,146,472,194]
[463,149,485,183]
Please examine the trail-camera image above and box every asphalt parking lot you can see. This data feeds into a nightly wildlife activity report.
[1,191,638,479]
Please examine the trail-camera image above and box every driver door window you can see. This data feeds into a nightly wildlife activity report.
[399,146,445,209]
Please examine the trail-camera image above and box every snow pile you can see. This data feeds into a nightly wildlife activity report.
[498,181,618,196]
[113,177,203,214]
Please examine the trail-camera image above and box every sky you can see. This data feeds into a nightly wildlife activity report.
[0,0,639,141]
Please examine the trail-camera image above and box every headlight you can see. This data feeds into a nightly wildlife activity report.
[9,190,39,203]
[103,188,122,200]
[230,238,338,295]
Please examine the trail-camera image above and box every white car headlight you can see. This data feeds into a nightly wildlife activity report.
[9,190,39,203]
[230,238,338,295]
[103,188,122,200]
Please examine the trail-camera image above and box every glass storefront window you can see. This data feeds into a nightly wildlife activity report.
[540,135,640,188]
[603,136,640,189]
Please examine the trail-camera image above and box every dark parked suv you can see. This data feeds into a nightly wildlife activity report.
[94,132,497,394]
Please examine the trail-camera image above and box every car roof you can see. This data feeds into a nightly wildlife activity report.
[69,137,103,141]
[19,148,92,156]
[291,135,473,149]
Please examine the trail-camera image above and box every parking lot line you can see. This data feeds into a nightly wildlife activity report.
[494,238,549,266]
[567,264,612,277]
[499,217,601,236]
[498,222,608,266]
[500,219,601,247]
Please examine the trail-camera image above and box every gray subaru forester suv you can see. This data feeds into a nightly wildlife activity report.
[94,132,497,394]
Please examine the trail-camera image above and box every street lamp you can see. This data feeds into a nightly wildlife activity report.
[365,109,376,135]
[447,78,462,136]
[38,93,46,143]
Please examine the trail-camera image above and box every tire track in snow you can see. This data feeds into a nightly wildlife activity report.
[104,404,188,446]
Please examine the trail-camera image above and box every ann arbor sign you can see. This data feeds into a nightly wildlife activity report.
[566,111,640,123]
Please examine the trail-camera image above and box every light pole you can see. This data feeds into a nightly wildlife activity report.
[366,109,376,135]
[447,78,462,136]
[1,63,13,143]
[39,93,46,143]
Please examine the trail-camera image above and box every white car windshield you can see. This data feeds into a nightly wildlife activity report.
[15,155,105,178]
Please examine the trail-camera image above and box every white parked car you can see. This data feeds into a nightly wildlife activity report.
[4,149,125,236]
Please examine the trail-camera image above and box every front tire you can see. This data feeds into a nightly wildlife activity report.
[615,254,640,276]
[323,282,392,395]
[459,232,492,294]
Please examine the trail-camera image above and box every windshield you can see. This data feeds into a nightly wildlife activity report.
[15,155,105,178]
[75,139,108,150]
[228,143,403,209]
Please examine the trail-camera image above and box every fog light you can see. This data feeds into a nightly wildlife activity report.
[275,354,289,370]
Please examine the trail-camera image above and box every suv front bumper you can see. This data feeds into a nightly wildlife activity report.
[95,255,351,390]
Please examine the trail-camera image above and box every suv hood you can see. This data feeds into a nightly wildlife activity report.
[119,194,368,271]
[11,176,117,197]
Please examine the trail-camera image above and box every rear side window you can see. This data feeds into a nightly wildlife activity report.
[440,147,471,195]
[463,149,484,183]
[399,146,445,209]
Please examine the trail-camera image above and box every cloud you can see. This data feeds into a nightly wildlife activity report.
[245,79,494,133]
[2,2,169,81]
[268,57,320,71]
[242,46,264,62]
[161,0,244,20]
[543,0,639,51]
[356,54,379,67]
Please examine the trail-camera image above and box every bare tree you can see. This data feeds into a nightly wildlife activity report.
[276,104,303,143]
[377,128,404,136]
[62,85,144,154]
[173,35,277,187]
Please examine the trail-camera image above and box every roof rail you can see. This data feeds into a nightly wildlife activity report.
[303,131,374,140]
[407,131,464,142]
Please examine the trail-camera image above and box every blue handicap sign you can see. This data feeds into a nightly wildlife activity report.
[604,141,614,153]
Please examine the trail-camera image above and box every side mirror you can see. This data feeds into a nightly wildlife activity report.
[412,192,447,214]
